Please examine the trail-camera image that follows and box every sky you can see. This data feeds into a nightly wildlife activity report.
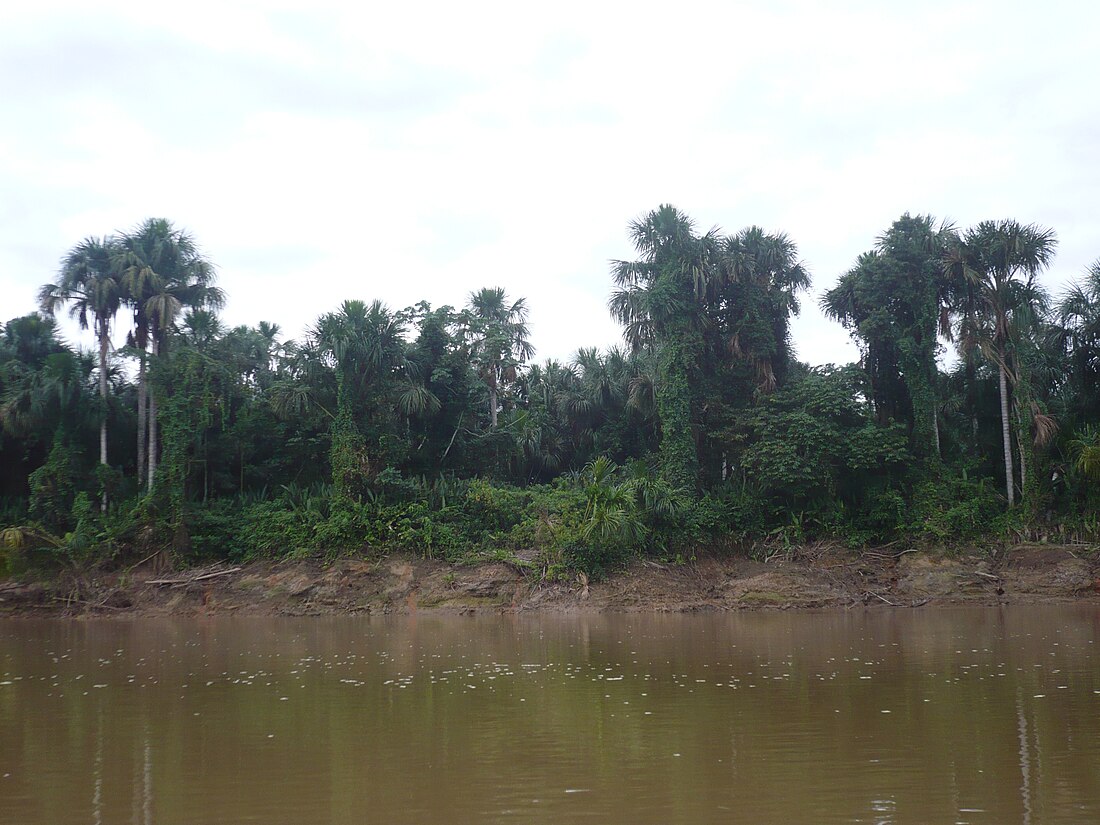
[3,0,1099,366]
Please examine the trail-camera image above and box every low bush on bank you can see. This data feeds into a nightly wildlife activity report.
[5,457,1094,581]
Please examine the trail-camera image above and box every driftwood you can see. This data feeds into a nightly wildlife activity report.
[148,566,242,587]
[49,595,126,611]
[863,591,932,608]
[865,590,899,606]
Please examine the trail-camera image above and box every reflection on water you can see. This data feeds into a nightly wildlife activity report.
[1017,691,1032,825]
[1,607,1098,824]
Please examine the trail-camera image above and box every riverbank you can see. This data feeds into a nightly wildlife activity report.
[1,543,1098,617]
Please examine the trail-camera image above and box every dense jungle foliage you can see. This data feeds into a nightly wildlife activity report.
[4,208,1100,578]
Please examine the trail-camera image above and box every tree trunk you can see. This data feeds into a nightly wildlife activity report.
[1018,431,1028,498]
[147,338,158,491]
[1017,404,1030,501]
[489,385,498,429]
[98,320,109,512]
[932,406,941,459]
[998,361,1015,506]
[657,338,698,491]
[966,354,979,441]
[137,349,147,488]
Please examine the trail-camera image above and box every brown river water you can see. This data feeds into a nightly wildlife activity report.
[1,607,1098,824]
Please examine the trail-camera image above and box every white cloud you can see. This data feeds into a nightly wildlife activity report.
[3,0,1099,366]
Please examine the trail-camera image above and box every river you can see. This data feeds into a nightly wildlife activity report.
[1,606,1098,824]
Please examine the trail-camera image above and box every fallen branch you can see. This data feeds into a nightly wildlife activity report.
[148,567,242,587]
[49,595,127,611]
[865,590,899,607]
[861,540,902,556]
[125,549,163,572]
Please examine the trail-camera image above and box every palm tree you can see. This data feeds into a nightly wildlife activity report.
[179,309,223,353]
[1069,426,1100,482]
[315,300,408,395]
[314,300,408,500]
[609,206,720,349]
[609,205,720,489]
[822,251,909,425]
[823,215,955,456]
[944,220,1056,505]
[715,225,810,393]
[518,359,578,478]
[463,287,533,429]
[1053,259,1100,423]
[0,315,74,452]
[117,219,221,491]
[38,236,123,510]
[0,314,63,368]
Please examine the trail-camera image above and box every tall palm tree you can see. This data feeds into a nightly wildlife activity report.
[944,220,1056,505]
[38,236,123,510]
[117,219,221,491]
[463,287,533,429]
[609,205,720,489]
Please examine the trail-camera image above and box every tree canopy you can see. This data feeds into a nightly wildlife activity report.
[2,208,1097,577]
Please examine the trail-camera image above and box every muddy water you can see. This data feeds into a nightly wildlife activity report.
[1,608,1098,824]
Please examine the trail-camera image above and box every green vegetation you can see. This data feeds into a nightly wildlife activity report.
[3,209,1099,578]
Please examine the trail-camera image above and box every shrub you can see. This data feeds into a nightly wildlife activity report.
[242,501,324,558]
[909,474,1003,542]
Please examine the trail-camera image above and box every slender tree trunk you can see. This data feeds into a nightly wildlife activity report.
[147,338,158,490]
[1018,431,1028,498]
[932,407,941,459]
[998,360,1015,506]
[1012,404,1029,508]
[966,354,979,442]
[489,385,498,429]
[137,349,147,488]
[98,321,109,512]
[1017,404,1029,500]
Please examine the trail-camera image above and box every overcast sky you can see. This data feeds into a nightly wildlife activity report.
[3,0,1099,366]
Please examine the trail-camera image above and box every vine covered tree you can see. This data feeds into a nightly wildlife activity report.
[117,218,221,491]
[610,207,810,489]
[823,214,957,459]
[314,300,409,502]
[610,205,718,489]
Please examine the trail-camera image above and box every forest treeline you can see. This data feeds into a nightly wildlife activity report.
[3,207,1100,577]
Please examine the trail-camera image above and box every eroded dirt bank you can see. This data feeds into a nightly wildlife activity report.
[2,544,1099,618]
